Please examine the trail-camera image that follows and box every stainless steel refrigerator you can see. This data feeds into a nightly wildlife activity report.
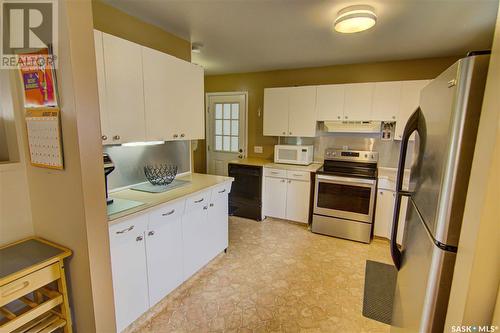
[390,52,490,332]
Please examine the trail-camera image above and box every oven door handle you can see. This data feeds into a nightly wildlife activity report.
[316,174,376,186]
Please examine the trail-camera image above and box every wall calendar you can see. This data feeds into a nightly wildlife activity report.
[25,108,64,169]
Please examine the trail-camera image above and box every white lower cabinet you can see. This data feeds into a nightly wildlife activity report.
[374,189,408,245]
[109,181,232,332]
[145,200,185,306]
[109,215,149,333]
[182,190,211,279]
[263,168,311,224]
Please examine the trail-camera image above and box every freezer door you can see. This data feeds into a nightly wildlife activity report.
[391,200,456,333]
[410,55,489,247]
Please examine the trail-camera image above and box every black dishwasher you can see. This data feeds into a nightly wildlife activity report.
[228,163,262,221]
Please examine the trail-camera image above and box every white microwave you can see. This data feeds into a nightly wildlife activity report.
[274,145,314,165]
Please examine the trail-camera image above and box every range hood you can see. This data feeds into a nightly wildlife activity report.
[323,121,382,133]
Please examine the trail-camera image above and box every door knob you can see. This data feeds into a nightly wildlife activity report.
[239,149,243,153]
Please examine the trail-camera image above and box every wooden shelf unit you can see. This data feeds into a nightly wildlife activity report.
[0,237,72,333]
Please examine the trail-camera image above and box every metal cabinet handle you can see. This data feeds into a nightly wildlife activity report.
[289,132,292,135]
[282,131,286,135]
[271,171,279,174]
[162,209,175,216]
[113,135,120,140]
[173,134,179,138]
[116,225,134,234]
[218,189,226,194]
[148,231,155,236]
[101,135,108,140]
[136,235,143,241]
[281,179,285,183]
[288,180,291,183]
[203,206,208,210]
[380,191,383,195]
[209,203,214,207]
[293,174,302,177]
[180,133,185,138]
[392,116,396,120]
[194,198,204,203]
[337,116,341,120]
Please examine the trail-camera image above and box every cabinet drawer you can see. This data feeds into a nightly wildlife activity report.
[185,190,211,212]
[264,168,286,178]
[211,182,232,201]
[148,199,185,228]
[109,214,147,237]
[0,263,60,307]
[286,170,310,181]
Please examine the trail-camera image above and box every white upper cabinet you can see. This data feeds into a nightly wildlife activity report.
[372,81,402,121]
[94,30,204,145]
[263,87,289,136]
[142,47,178,141]
[93,30,110,144]
[343,83,374,121]
[263,86,316,137]
[288,86,317,137]
[395,80,431,140]
[316,84,345,121]
[102,32,146,144]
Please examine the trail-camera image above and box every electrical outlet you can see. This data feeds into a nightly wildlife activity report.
[254,146,263,154]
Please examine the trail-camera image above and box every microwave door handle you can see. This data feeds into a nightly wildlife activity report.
[391,107,421,270]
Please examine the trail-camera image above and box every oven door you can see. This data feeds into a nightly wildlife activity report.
[314,174,376,223]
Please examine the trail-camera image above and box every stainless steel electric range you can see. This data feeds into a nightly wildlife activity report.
[312,148,378,243]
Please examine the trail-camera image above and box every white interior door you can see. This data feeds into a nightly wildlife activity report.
[206,93,247,176]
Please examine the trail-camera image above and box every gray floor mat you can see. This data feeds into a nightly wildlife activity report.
[362,260,397,324]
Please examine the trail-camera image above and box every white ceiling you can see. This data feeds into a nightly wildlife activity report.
[103,0,499,75]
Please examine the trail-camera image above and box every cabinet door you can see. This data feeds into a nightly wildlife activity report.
[142,47,178,141]
[109,215,149,332]
[263,176,287,219]
[395,80,431,140]
[182,191,211,279]
[343,83,374,121]
[288,86,317,137]
[372,81,401,121]
[316,84,345,121]
[145,200,185,306]
[285,179,310,223]
[93,30,110,145]
[207,182,231,260]
[177,62,205,140]
[373,189,395,239]
[263,88,289,136]
[103,33,146,144]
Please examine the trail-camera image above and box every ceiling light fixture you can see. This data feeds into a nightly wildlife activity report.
[334,5,377,34]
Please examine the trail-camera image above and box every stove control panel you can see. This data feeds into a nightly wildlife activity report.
[324,149,378,163]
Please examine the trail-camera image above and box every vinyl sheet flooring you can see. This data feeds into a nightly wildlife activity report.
[128,216,391,333]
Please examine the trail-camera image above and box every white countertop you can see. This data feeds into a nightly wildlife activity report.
[229,158,323,172]
[378,167,411,191]
[108,173,233,224]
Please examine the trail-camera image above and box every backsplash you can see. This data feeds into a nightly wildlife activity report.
[280,129,415,169]
[104,141,190,190]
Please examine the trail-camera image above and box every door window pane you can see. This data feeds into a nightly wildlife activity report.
[231,103,239,119]
[223,104,231,119]
[231,120,239,136]
[223,120,231,135]
[215,104,222,119]
[231,136,238,152]
[215,120,222,135]
[223,136,230,151]
[215,135,222,150]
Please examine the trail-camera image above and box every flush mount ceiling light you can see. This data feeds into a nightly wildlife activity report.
[334,5,377,33]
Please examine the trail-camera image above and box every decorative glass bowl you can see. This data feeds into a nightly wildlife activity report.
[144,164,178,186]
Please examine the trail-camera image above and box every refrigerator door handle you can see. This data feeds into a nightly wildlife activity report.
[391,108,421,270]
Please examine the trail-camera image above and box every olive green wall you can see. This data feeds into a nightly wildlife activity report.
[92,0,191,62]
[198,56,459,173]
